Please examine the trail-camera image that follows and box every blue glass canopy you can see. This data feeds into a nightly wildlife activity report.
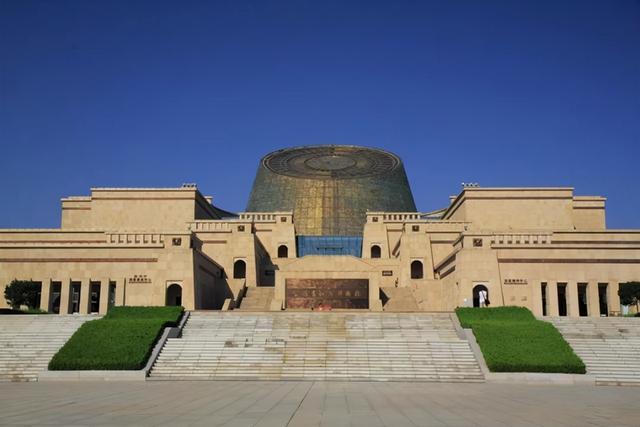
[296,236,363,257]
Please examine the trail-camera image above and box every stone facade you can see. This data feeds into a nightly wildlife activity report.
[1,156,639,317]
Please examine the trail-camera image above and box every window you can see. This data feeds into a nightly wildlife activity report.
[412,225,419,232]
[233,260,246,279]
[280,217,287,222]
[277,245,288,258]
[237,225,245,232]
[172,237,182,246]
[473,238,483,247]
[370,245,381,258]
[372,217,379,222]
[410,260,423,279]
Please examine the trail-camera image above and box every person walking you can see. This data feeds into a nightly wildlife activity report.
[479,289,489,307]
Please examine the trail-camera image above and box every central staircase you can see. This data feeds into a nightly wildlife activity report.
[149,312,483,382]
[548,316,640,386]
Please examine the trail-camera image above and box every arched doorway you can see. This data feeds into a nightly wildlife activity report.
[410,260,423,279]
[166,283,182,306]
[277,245,288,258]
[371,245,381,258]
[233,260,246,279]
[472,284,488,308]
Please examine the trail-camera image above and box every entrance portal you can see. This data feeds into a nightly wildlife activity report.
[166,283,182,306]
[286,279,369,309]
[90,282,101,313]
[472,284,488,308]
[598,283,608,316]
[557,283,567,316]
[578,283,588,317]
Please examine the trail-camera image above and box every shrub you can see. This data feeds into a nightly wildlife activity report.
[4,279,40,309]
[456,306,586,374]
[49,306,183,370]
[618,282,640,313]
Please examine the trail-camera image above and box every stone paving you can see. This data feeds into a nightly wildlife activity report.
[0,380,638,426]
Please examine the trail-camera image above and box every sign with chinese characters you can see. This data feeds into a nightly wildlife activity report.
[504,278,527,285]
[286,279,369,309]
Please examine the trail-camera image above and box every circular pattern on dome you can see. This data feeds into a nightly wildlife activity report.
[263,146,400,179]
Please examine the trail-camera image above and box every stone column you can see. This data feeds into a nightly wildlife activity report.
[99,279,110,314]
[59,280,71,314]
[587,282,600,317]
[79,280,90,314]
[567,281,580,317]
[547,281,559,316]
[39,279,51,312]
[115,279,126,306]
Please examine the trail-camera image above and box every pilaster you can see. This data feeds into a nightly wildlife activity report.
[39,279,51,312]
[567,281,580,317]
[99,279,110,314]
[547,281,558,316]
[79,280,90,314]
[59,280,71,314]
[587,282,600,317]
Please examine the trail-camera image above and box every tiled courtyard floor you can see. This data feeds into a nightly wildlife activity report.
[0,380,638,426]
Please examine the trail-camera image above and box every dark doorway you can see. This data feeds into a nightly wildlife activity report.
[598,283,608,316]
[557,283,567,316]
[578,283,588,317]
[277,245,288,258]
[51,282,61,314]
[70,282,81,313]
[541,283,547,316]
[233,260,246,279]
[90,282,101,313]
[472,284,489,308]
[109,282,116,308]
[371,245,381,259]
[166,283,182,306]
[410,260,423,279]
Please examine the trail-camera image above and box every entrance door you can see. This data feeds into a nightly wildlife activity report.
[557,283,567,316]
[90,282,101,313]
[472,284,488,308]
[578,283,588,317]
[70,282,81,313]
[598,283,608,316]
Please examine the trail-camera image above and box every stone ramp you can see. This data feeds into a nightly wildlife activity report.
[0,315,93,382]
[237,287,274,311]
[548,316,640,386]
[381,287,419,311]
[150,312,484,382]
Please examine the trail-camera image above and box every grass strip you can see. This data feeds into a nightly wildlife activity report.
[456,306,585,374]
[49,306,183,370]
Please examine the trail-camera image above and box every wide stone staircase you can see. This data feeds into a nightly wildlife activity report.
[149,312,484,382]
[548,316,640,386]
[237,287,274,311]
[0,315,92,382]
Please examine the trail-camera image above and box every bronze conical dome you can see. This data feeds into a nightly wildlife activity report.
[247,145,416,235]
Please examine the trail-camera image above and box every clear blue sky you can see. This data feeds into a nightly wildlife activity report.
[1,1,639,228]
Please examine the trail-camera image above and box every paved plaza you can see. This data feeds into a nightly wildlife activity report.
[0,381,638,426]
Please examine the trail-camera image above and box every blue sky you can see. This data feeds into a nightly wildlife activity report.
[1,1,639,228]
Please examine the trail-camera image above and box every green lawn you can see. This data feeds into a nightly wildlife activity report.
[456,306,586,374]
[49,306,183,370]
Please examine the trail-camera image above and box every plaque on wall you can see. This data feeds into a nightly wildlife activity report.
[286,279,369,309]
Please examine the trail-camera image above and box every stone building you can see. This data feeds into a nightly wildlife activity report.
[1,145,639,317]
